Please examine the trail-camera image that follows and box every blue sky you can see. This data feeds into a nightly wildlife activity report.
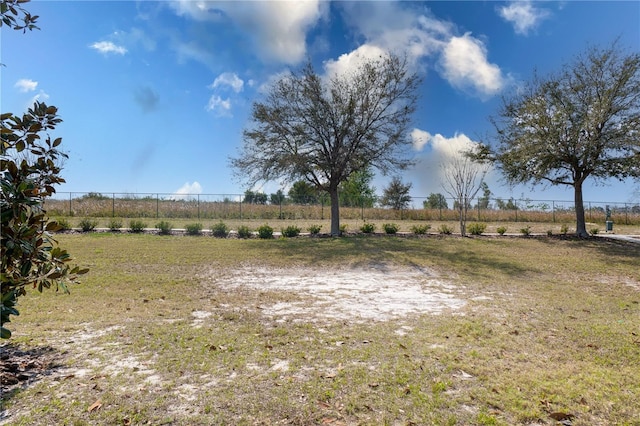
[2,0,639,204]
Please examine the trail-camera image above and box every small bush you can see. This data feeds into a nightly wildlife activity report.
[281,225,301,238]
[383,223,399,234]
[547,229,553,236]
[590,227,600,236]
[108,218,122,232]
[467,222,486,236]
[438,224,453,235]
[211,221,229,238]
[185,223,203,236]
[339,224,348,235]
[78,218,98,232]
[237,225,252,239]
[257,224,274,239]
[156,220,173,235]
[55,217,72,232]
[520,226,531,236]
[496,226,507,235]
[560,224,569,235]
[360,222,376,234]
[129,220,147,233]
[411,224,431,235]
[307,224,322,235]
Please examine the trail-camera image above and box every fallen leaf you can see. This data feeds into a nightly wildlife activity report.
[87,399,102,413]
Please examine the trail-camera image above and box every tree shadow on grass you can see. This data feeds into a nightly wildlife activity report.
[538,235,640,267]
[0,343,63,412]
[269,234,532,280]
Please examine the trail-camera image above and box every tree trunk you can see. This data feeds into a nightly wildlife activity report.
[329,186,341,236]
[574,182,588,237]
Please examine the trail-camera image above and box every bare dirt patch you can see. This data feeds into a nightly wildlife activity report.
[207,264,469,323]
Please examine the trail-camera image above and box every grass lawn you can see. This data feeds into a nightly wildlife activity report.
[1,233,639,425]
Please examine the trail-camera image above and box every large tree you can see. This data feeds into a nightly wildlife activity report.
[479,42,640,237]
[339,167,376,208]
[380,176,412,210]
[232,54,421,235]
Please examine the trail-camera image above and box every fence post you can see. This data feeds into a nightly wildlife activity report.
[279,197,283,219]
[477,200,480,221]
[197,194,200,220]
[69,192,72,216]
[626,203,629,225]
[112,193,115,217]
[321,199,324,220]
[552,200,555,223]
[239,196,242,220]
[589,202,592,222]
[156,194,159,219]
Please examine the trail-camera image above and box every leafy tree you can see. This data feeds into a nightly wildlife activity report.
[423,193,448,210]
[339,167,376,208]
[232,54,421,235]
[2,1,87,338]
[478,42,640,237]
[288,180,319,205]
[441,154,488,237]
[242,190,267,205]
[380,176,412,210]
[495,197,517,210]
[476,182,492,210]
[269,190,285,205]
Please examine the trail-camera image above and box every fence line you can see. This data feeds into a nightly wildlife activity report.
[42,192,640,225]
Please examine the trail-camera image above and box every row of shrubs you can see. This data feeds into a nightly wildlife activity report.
[56,218,595,237]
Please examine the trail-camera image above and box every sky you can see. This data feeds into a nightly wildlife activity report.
[2,0,639,205]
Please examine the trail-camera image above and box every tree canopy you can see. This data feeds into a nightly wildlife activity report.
[232,54,421,235]
[478,41,640,236]
[380,176,412,210]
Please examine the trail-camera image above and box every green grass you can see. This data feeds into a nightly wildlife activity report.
[2,234,639,425]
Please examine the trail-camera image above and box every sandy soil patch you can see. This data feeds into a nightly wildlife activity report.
[214,264,468,323]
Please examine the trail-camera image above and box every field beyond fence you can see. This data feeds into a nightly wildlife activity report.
[43,192,640,226]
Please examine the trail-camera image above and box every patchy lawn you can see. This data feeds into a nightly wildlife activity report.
[2,234,639,425]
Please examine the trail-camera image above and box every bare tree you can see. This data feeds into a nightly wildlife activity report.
[231,54,421,235]
[441,154,488,236]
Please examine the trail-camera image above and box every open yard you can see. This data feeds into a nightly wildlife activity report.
[1,233,639,425]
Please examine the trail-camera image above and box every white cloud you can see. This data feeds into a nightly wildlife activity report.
[206,95,232,117]
[170,0,326,64]
[90,41,127,55]
[440,33,505,97]
[15,78,38,92]
[498,1,550,35]
[171,182,202,200]
[210,72,244,93]
[408,129,494,195]
[29,90,50,107]
[323,44,388,79]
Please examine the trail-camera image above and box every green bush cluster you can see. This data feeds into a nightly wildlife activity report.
[257,224,274,239]
[520,226,531,236]
[411,224,431,235]
[185,223,203,236]
[129,220,147,233]
[438,224,453,235]
[307,224,322,235]
[382,223,399,234]
[108,218,122,232]
[78,218,98,232]
[156,220,173,235]
[281,225,301,238]
[467,222,486,236]
[496,226,507,235]
[211,221,229,238]
[237,225,252,239]
[360,222,376,233]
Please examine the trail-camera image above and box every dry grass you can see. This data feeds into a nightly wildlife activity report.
[1,234,639,425]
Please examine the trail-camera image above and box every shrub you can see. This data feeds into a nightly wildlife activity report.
[547,229,553,236]
[438,224,453,235]
[520,226,531,236]
[281,225,301,238]
[185,223,203,236]
[590,227,600,236]
[496,226,507,236]
[108,218,122,232]
[560,224,569,235]
[56,217,72,232]
[467,222,486,236]
[257,224,274,239]
[383,223,399,234]
[307,224,322,235]
[339,224,348,235]
[211,221,229,238]
[156,220,172,235]
[78,218,98,232]
[237,225,252,239]
[129,220,147,233]
[360,222,376,234]
[411,224,431,235]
